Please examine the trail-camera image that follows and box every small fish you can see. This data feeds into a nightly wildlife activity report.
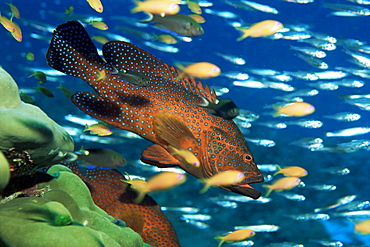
[124,172,186,203]
[75,148,127,169]
[56,83,73,98]
[215,52,246,65]
[355,219,370,235]
[89,21,108,30]
[25,52,35,61]
[290,213,330,221]
[10,21,22,42]
[34,84,54,98]
[188,14,205,23]
[314,195,357,212]
[186,0,202,14]
[84,123,113,136]
[141,13,204,37]
[295,53,328,69]
[273,102,315,117]
[168,145,200,167]
[19,92,35,104]
[86,0,103,13]
[28,71,47,84]
[92,35,109,44]
[236,20,283,41]
[273,166,308,177]
[263,177,301,197]
[235,225,279,232]
[323,112,361,122]
[240,0,279,14]
[64,5,74,15]
[121,177,149,204]
[286,119,323,128]
[175,62,221,79]
[153,34,177,44]
[6,2,20,19]
[95,69,108,81]
[290,45,326,58]
[245,138,276,147]
[215,229,255,247]
[0,14,15,32]
[109,65,150,87]
[326,127,370,137]
[180,214,211,221]
[143,41,179,53]
[199,170,245,194]
[131,0,180,16]
[198,97,239,120]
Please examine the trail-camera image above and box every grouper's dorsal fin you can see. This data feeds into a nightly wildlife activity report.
[167,65,217,104]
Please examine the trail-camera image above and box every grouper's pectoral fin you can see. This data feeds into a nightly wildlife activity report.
[153,112,198,150]
[141,144,181,168]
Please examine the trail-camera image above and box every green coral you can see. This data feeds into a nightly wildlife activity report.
[0,165,151,247]
[0,67,74,166]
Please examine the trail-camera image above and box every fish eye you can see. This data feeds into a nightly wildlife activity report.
[244,154,252,161]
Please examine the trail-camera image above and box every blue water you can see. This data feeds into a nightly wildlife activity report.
[1,0,370,246]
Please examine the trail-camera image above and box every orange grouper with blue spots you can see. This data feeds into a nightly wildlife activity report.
[46,20,264,199]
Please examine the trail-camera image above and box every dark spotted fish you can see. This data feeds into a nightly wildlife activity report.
[66,163,180,247]
[46,20,263,199]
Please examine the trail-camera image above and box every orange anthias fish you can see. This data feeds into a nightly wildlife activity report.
[236,20,284,41]
[46,20,264,199]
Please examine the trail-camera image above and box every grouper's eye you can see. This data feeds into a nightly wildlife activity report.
[244,154,253,162]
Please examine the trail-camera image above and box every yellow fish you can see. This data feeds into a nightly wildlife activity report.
[6,2,20,19]
[236,20,283,41]
[0,14,15,32]
[176,62,221,79]
[123,172,186,203]
[273,166,308,177]
[92,35,109,44]
[84,123,113,136]
[10,21,22,42]
[273,102,315,117]
[86,0,103,13]
[90,21,108,30]
[200,170,245,194]
[186,0,202,14]
[215,229,255,247]
[263,177,301,197]
[168,145,200,167]
[355,219,370,234]
[131,0,180,16]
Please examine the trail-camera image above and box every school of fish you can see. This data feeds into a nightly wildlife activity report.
[1,0,370,246]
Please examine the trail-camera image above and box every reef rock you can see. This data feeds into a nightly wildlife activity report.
[0,165,150,247]
[0,67,74,167]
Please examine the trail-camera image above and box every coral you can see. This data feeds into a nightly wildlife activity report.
[0,67,74,170]
[0,152,10,194]
[67,163,181,247]
[0,165,151,247]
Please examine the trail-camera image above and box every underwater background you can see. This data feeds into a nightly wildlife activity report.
[1,0,370,246]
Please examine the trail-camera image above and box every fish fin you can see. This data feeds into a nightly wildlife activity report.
[47,20,108,80]
[197,96,210,107]
[236,27,250,41]
[139,13,154,23]
[141,144,181,167]
[262,184,273,197]
[273,165,282,176]
[154,112,198,149]
[72,92,132,130]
